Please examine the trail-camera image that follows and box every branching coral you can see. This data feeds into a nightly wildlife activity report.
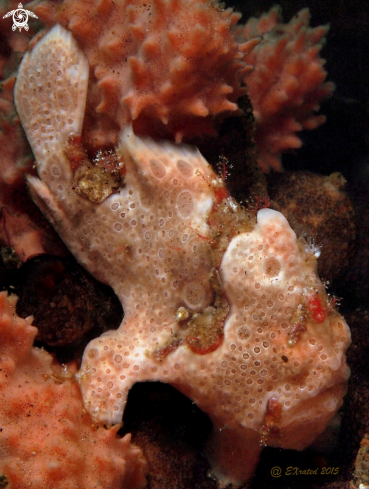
[30,0,334,170]
[236,7,335,172]
[14,25,351,487]
[0,291,148,488]
[31,0,257,145]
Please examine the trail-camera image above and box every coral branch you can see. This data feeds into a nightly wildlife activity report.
[33,0,250,144]
[236,7,334,171]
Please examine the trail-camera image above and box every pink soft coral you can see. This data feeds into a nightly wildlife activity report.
[0,291,148,488]
[236,6,334,172]
[29,0,333,170]
[32,0,256,145]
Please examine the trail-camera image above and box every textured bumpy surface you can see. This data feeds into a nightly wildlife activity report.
[14,25,351,486]
[0,292,148,489]
[33,0,254,145]
[236,7,334,172]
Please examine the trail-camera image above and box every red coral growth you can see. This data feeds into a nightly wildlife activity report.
[33,0,253,145]
[236,7,334,172]
[0,291,148,489]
